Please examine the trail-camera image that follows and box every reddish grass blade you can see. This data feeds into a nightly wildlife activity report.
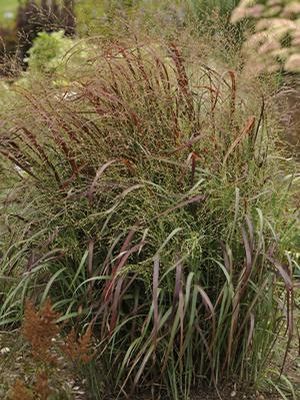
[19,127,61,184]
[19,89,80,175]
[266,255,293,291]
[195,324,218,389]
[154,56,171,93]
[0,148,38,180]
[109,277,124,335]
[178,289,185,362]
[228,70,236,123]
[169,42,194,119]
[88,239,94,298]
[154,194,206,221]
[242,225,253,277]
[172,260,182,315]
[190,151,201,187]
[26,249,64,272]
[225,302,240,371]
[87,159,117,204]
[266,254,294,374]
[152,257,160,349]
[246,312,255,351]
[253,98,265,145]
[220,241,232,273]
[245,215,254,254]
[196,285,216,349]
[103,240,145,303]
[168,134,203,154]
[223,116,256,165]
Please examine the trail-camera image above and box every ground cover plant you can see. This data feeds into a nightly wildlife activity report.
[0,28,299,400]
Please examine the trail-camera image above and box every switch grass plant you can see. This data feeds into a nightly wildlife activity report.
[0,33,298,399]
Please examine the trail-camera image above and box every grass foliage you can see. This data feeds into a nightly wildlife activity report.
[189,0,240,20]
[0,34,298,399]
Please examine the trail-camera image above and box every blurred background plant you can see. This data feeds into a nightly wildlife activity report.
[2,1,299,77]
[20,29,91,87]
[24,30,73,73]
[0,0,75,75]
[231,0,300,75]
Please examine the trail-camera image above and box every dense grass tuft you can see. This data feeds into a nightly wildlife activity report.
[0,35,298,399]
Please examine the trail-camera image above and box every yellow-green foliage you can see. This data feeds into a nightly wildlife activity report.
[25,31,74,74]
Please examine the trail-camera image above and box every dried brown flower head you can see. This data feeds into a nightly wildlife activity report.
[62,323,94,364]
[9,379,33,400]
[34,371,52,400]
[22,298,61,364]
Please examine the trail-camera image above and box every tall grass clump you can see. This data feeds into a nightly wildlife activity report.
[0,35,298,399]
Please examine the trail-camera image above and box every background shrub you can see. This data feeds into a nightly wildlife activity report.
[24,30,74,74]
[0,0,76,74]
[231,0,300,75]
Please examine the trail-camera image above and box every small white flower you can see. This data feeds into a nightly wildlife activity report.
[0,347,10,355]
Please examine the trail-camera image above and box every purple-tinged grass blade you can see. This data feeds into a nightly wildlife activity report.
[152,256,160,349]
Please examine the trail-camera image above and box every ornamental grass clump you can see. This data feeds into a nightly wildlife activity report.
[0,35,298,399]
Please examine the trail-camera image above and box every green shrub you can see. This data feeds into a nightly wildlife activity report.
[14,30,92,88]
[25,30,74,74]
[0,35,297,399]
[0,0,76,73]
[15,0,76,59]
